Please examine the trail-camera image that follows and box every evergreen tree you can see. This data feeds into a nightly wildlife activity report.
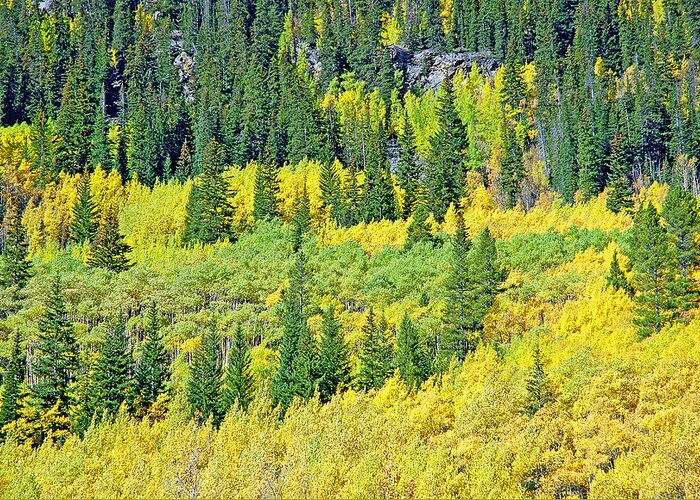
[319,160,345,224]
[428,79,468,221]
[88,206,132,272]
[270,248,317,410]
[357,308,393,390]
[133,302,169,410]
[501,117,524,209]
[316,306,350,403]
[183,139,235,244]
[0,329,24,433]
[394,313,430,389]
[69,173,98,245]
[221,325,254,413]
[626,204,675,338]
[662,186,700,313]
[606,250,633,295]
[404,201,434,250]
[360,158,398,223]
[175,139,193,182]
[1,198,31,290]
[524,343,553,416]
[32,276,78,416]
[187,321,222,425]
[465,228,506,332]
[396,119,423,219]
[442,212,473,360]
[253,161,280,221]
[93,317,132,417]
[291,187,312,253]
[606,134,634,213]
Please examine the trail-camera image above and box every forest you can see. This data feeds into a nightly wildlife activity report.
[0,0,700,497]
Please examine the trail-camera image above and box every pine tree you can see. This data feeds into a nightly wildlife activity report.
[88,206,132,272]
[501,117,524,209]
[187,321,222,425]
[465,228,506,333]
[404,201,434,250]
[396,119,423,219]
[662,186,700,314]
[428,78,468,221]
[253,161,280,221]
[133,302,169,410]
[524,343,553,416]
[69,173,98,245]
[394,313,430,389]
[270,248,316,410]
[442,212,473,360]
[1,198,31,290]
[626,204,675,338]
[92,316,132,417]
[606,134,634,214]
[606,250,633,295]
[360,159,398,223]
[319,160,345,224]
[183,139,235,244]
[32,276,78,416]
[0,329,24,433]
[316,306,350,403]
[221,325,254,413]
[291,188,312,253]
[357,308,393,390]
[175,139,193,182]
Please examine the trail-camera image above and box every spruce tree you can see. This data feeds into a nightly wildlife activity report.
[291,187,312,253]
[0,329,24,433]
[606,134,634,213]
[221,325,254,413]
[442,212,473,360]
[253,161,280,221]
[397,119,423,219]
[187,321,222,425]
[662,186,700,313]
[319,160,345,224]
[428,78,468,221]
[357,308,393,390]
[524,343,553,416]
[404,201,434,250]
[626,204,675,338]
[316,305,350,403]
[1,198,31,290]
[466,228,505,333]
[93,316,132,417]
[606,250,633,295]
[394,313,430,389]
[360,159,398,223]
[175,139,193,182]
[32,275,78,416]
[88,206,132,272]
[69,173,98,245]
[183,139,235,244]
[133,302,170,410]
[501,117,524,209]
[270,248,317,410]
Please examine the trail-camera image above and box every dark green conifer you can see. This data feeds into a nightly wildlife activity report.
[404,201,434,250]
[357,308,393,390]
[319,160,345,223]
[394,313,430,389]
[606,134,634,214]
[524,343,553,416]
[221,325,254,413]
[606,250,633,295]
[187,322,222,425]
[183,139,235,244]
[133,302,169,410]
[93,316,132,417]
[316,306,350,403]
[0,330,24,433]
[1,198,31,291]
[253,162,280,221]
[396,119,423,219]
[69,173,98,245]
[32,276,78,417]
[500,117,524,209]
[88,206,132,273]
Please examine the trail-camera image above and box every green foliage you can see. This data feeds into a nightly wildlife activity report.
[357,308,393,390]
[396,119,423,219]
[92,317,132,417]
[253,162,280,221]
[606,251,632,295]
[32,276,78,417]
[133,302,170,411]
[183,139,235,245]
[88,206,132,273]
[625,204,675,338]
[0,330,24,433]
[524,343,553,416]
[188,322,222,425]
[394,314,431,389]
[316,306,351,403]
[500,117,524,209]
[69,174,98,245]
[1,199,31,291]
[606,134,634,214]
[221,325,254,413]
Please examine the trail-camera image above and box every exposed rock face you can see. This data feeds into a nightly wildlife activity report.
[389,45,499,90]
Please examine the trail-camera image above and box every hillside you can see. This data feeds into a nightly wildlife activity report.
[1,0,700,497]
